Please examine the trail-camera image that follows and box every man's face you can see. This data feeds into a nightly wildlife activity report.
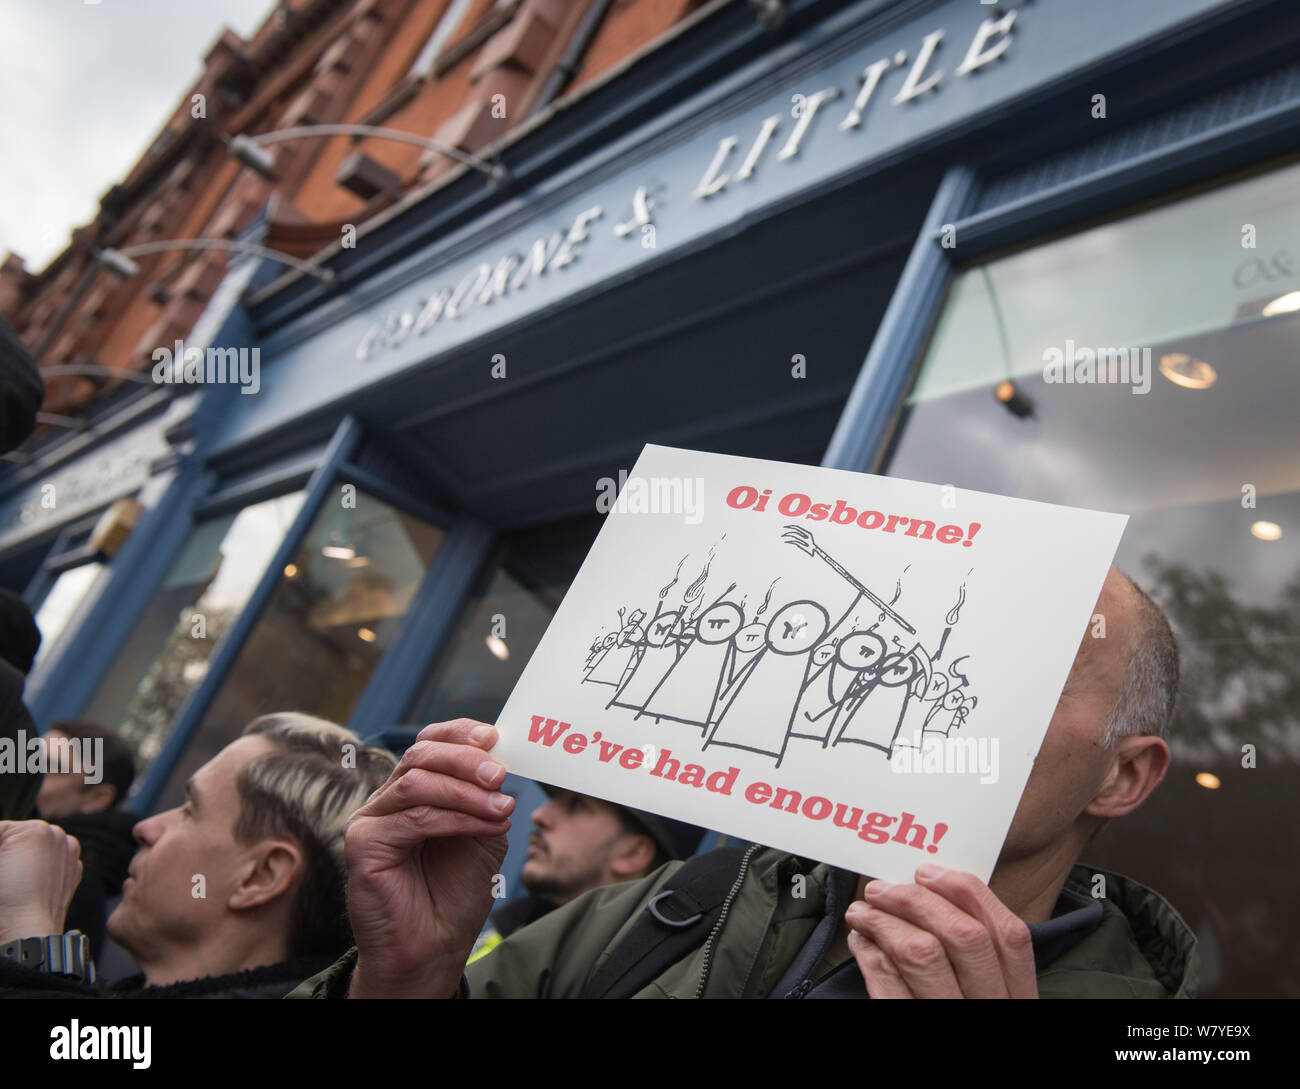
[520,790,637,904]
[35,730,108,819]
[107,735,275,962]
[999,567,1137,862]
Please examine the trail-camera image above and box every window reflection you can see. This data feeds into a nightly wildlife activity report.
[410,514,604,726]
[887,160,1300,997]
[84,492,306,772]
[32,561,104,667]
[152,490,445,810]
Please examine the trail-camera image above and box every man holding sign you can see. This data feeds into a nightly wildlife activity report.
[294,564,1196,999]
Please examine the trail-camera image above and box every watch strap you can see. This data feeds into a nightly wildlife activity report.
[0,931,95,983]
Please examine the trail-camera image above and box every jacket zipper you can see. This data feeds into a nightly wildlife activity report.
[787,978,814,999]
[694,843,761,998]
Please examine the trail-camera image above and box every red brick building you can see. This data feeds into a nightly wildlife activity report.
[2,0,711,426]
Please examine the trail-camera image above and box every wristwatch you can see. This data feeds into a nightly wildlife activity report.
[0,931,96,983]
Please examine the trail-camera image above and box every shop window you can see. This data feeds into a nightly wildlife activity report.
[885,159,1300,997]
[31,561,104,668]
[83,492,307,773]
[408,513,604,728]
[151,491,446,810]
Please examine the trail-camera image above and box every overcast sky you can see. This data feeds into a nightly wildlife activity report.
[0,0,275,274]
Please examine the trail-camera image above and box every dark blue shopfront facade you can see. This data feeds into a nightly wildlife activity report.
[5,0,1300,994]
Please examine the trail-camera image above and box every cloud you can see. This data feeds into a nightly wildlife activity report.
[0,0,272,273]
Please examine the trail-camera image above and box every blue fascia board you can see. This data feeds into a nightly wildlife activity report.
[205,0,1252,466]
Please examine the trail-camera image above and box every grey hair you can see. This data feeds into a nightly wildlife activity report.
[1101,576,1180,747]
[234,712,396,958]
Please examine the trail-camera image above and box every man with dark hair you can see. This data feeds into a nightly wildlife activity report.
[295,566,1198,999]
[36,721,135,819]
[0,713,395,997]
[470,788,704,962]
[0,589,41,677]
[34,721,138,961]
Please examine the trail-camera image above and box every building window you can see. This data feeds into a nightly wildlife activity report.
[406,0,480,77]
[885,159,1300,997]
[83,492,307,772]
[31,561,104,668]
[150,490,446,810]
[408,513,604,727]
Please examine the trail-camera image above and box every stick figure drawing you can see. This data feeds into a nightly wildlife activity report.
[580,527,977,768]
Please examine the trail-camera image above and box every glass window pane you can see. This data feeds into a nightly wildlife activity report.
[886,161,1300,997]
[153,491,446,810]
[410,514,604,727]
[911,162,1300,404]
[32,561,105,667]
[84,491,306,772]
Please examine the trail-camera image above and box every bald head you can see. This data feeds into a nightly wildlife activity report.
[1061,567,1180,748]
[1102,572,1180,746]
[997,567,1177,905]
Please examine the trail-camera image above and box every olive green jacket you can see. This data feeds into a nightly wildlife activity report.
[288,848,1198,999]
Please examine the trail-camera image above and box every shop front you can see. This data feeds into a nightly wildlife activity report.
[8,0,1299,995]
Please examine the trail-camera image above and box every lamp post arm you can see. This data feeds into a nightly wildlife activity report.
[40,364,156,385]
[115,238,334,282]
[245,124,506,181]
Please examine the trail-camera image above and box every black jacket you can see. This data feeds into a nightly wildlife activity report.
[0,659,39,821]
[0,954,338,999]
[0,314,44,455]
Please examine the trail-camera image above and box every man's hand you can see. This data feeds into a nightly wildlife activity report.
[343,719,515,998]
[844,864,1038,998]
[0,820,82,943]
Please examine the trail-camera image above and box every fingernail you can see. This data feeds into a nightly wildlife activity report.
[915,864,944,881]
[491,792,514,812]
[477,759,505,785]
[864,880,893,896]
[846,900,868,921]
[470,724,495,744]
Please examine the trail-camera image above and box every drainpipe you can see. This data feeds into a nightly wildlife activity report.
[531,0,616,115]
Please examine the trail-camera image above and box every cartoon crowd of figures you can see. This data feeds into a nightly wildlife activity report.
[580,525,978,768]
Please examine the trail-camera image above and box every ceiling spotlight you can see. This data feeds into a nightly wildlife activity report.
[486,635,509,661]
[1261,291,1300,317]
[322,545,355,560]
[1195,772,1220,790]
[1158,353,1217,390]
[1250,521,1282,541]
[994,380,1034,418]
[357,627,377,643]
[283,563,298,578]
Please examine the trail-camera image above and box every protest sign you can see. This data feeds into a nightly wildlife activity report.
[493,445,1127,882]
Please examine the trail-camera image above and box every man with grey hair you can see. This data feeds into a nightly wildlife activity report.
[295,565,1198,999]
[0,712,395,997]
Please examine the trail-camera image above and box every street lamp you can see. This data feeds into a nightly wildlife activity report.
[96,237,336,283]
[227,125,509,185]
[40,364,156,385]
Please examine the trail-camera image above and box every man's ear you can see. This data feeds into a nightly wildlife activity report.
[79,783,117,814]
[228,840,303,911]
[1084,735,1170,820]
[610,833,657,879]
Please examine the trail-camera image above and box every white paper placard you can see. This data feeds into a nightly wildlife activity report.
[492,445,1127,882]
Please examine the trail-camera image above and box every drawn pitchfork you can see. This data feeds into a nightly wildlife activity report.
[780,524,916,635]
